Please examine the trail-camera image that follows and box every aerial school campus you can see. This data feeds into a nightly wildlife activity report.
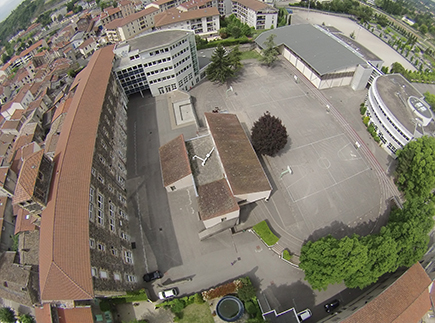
[1,0,435,322]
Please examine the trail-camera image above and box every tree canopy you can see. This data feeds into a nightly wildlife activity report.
[0,307,15,323]
[424,91,435,111]
[251,112,288,156]
[205,44,241,84]
[259,34,279,67]
[396,136,435,200]
[300,199,434,290]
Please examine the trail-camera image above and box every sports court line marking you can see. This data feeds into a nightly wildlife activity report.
[286,166,371,203]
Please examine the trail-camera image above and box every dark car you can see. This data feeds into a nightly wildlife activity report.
[324,299,340,313]
[143,270,162,282]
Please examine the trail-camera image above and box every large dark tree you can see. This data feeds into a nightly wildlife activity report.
[0,307,15,323]
[251,112,288,156]
[206,44,241,84]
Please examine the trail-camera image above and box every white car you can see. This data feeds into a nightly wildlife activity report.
[297,308,312,321]
[158,288,179,300]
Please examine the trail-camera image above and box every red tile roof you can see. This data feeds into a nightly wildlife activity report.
[57,307,94,323]
[13,150,44,205]
[39,45,115,302]
[205,112,271,196]
[198,179,239,220]
[78,37,95,50]
[159,134,192,187]
[342,263,432,323]
[154,7,219,27]
[232,0,269,11]
[14,207,37,234]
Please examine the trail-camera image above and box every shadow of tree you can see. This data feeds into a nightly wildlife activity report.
[304,197,393,244]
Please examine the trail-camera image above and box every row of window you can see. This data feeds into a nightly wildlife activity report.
[173,47,188,59]
[176,63,192,76]
[91,267,136,282]
[158,84,178,94]
[147,66,173,77]
[149,74,176,85]
[371,93,410,141]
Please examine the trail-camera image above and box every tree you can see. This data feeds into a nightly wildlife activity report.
[206,44,234,83]
[237,284,256,301]
[424,91,435,111]
[227,45,242,72]
[420,24,428,34]
[396,136,435,199]
[250,112,288,156]
[260,34,279,67]
[0,307,15,323]
[19,314,35,323]
[299,235,368,291]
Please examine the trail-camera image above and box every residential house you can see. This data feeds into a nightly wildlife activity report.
[154,7,220,37]
[232,0,277,29]
[104,7,158,43]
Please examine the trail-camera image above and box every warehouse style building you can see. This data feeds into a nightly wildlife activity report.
[113,29,201,96]
[365,74,435,156]
[256,24,380,90]
[39,45,135,307]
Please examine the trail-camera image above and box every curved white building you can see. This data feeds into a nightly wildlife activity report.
[366,74,435,156]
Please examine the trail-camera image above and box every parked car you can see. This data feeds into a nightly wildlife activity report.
[324,299,340,313]
[158,288,179,300]
[143,270,162,282]
[297,309,312,321]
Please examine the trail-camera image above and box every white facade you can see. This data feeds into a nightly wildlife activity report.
[113,30,200,96]
[281,46,358,89]
[366,74,433,157]
[232,0,277,29]
[203,209,239,229]
[156,13,220,37]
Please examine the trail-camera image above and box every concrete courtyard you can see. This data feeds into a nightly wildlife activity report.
[125,53,394,322]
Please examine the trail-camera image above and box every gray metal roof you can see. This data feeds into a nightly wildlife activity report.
[117,29,192,53]
[255,24,366,75]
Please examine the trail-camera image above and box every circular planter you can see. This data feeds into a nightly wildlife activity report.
[216,296,244,322]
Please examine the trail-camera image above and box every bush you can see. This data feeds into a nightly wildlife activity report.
[252,221,279,246]
[282,249,292,261]
[170,299,186,313]
[197,36,251,50]
[194,293,205,304]
[360,105,367,115]
[237,284,256,302]
[363,116,370,126]
[245,301,258,316]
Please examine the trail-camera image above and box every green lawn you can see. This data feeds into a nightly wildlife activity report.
[253,221,279,246]
[178,303,214,323]
[241,50,261,60]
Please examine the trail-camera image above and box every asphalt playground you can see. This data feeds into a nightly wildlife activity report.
[125,58,392,322]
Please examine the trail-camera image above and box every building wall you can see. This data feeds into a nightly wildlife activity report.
[232,1,277,29]
[114,31,200,96]
[158,15,220,37]
[281,46,357,90]
[234,189,271,204]
[165,174,193,192]
[88,73,136,293]
[366,78,412,156]
[203,209,239,229]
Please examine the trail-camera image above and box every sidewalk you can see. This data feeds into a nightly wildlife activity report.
[116,300,173,323]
